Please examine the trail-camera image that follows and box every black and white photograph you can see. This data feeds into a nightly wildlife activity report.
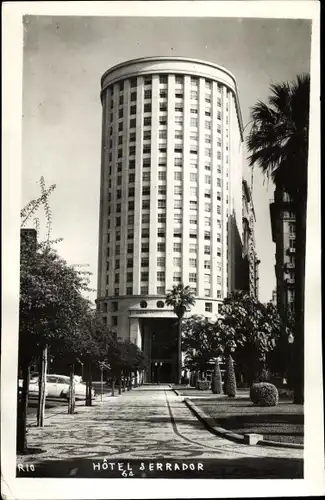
[1,1,322,498]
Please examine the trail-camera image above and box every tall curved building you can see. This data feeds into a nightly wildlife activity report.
[96,57,244,382]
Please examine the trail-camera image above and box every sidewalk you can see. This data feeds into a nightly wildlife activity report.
[18,385,303,464]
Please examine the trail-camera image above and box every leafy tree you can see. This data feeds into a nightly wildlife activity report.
[165,284,196,384]
[218,291,288,385]
[246,75,310,403]
[182,315,223,375]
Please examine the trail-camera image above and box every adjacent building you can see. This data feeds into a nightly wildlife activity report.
[270,186,296,317]
[242,180,260,299]
[96,57,245,381]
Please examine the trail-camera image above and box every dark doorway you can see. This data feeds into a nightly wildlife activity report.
[151,361,173,383]
[143,318,177,383]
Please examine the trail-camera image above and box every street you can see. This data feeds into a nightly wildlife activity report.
[17,385,303,479]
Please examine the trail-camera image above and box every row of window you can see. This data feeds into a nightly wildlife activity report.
[109,159,226,174]
[110,171,227,185]
[108,228,219,243]
[108,257,220,269]
[109,117,230,133]
[106,286,222,300]
[110,130,227,145]
[108,75,221,93]
[109,271,222,284]
[107,242,221,256]
[110,89,225,106]
[109,106,228,122]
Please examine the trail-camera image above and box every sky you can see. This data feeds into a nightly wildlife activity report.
[22,15,311,304]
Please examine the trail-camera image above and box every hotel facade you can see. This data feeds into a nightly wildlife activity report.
[96,57,245,382]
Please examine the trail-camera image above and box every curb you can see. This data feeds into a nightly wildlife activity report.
[184,398,304,450]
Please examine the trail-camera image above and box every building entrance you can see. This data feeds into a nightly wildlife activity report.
[142,318,177,383]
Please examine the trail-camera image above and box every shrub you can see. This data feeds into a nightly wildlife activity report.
[250,382,279,407]
[196,380,210,391]
[211,360,222,394]
[224,355,236,397]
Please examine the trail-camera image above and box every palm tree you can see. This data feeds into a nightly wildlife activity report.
[246,74,310,404]
[166,284,196,385]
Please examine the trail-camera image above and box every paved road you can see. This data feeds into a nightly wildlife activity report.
[17,385,303,479]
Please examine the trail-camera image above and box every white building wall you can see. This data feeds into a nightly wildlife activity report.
[97,57,244,338]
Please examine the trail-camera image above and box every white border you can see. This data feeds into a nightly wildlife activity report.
[1,2,323,499]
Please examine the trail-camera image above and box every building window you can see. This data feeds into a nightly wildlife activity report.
[142,228,150,239]
[157,229,165,239]
[174,213,182,224]
[204,289,211,298]
[189,258,197,267]
[127,243,134,254]
[173,257,181,266]
[127,258,133,268]
[128,214,134,225]
[189,215,197,225]
[189,273,197,283]
[173,242,181,252]
[159,75,168,84]
[144,116,151,127]
[159,116,167,125]
[142,242,149,253]
[190,117,198,128]
[141,286,148,295]
[175,131,183,140]
[144,103,151,113]
[142,158,151,169]
[157,300,165,308]
[112,316,118,326]
[142,213,150,223]
[114,273,120,284]
[157,271,165,281]
[204,245,211,255]
[142,199,150,210]
[173,272,182,283]
[157,242,165,252]
[160,89,168,98]
[158,213,166,223]
[140,300,148,308]
[175,106,183,113]
[142,172,151,182]
[141,257,149,267]
[157,286,165,295]
[174,186,182,195]
[144,89,152,100]
[205,302,212,313]
[144,76,151,85]
[157,257,165,267]
[158,199,166,209]
[142,186,150,196]
[141,271,149,282]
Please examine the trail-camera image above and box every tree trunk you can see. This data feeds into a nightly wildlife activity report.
[37,345,48,427]
[176,317,182,385]
[111,376,115,397]
[293,198,306,404]
[17,361,30,453]
[118,373,122,394]
[68,365,75,414]
[85,360,93,406]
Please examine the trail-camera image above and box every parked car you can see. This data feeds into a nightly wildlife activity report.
[19,374,95,400]
[46,374,95,400]
[18,375,49,397]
